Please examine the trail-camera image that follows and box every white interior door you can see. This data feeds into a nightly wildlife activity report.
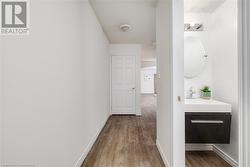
[112,55,136,114]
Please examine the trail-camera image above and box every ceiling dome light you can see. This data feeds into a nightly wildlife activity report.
[119,24,131,32]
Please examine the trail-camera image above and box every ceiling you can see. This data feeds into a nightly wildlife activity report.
[185,0,226,13]
[90,0,157,44]
[90,0,226,43]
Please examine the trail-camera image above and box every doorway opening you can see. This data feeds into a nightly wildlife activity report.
[140,43,158,144]
[184,0,239,167]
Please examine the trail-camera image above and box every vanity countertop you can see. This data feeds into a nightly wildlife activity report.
[185,98,231,113]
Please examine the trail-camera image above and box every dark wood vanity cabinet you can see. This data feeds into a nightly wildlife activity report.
[185,112,232,144]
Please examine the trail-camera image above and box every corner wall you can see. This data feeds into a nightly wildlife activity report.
[244,1,250,166]
[0,32,3,166]
[245,1,250,165]
[1,1,110,166]
[156,1,173,165]
[156,0,185,166]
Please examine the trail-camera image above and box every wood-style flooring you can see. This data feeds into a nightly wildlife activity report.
[82,95,232,167]
[186,151,232,167]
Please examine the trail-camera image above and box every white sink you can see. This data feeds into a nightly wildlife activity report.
[185,98,231,113]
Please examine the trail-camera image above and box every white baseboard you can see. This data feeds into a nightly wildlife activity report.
[185,144,213,151]
[74,116,110,167]
[213,145,239,167]
[156,139,171,167]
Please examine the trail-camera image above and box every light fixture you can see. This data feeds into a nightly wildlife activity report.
[119,24,131,32]
[184,23,204,31]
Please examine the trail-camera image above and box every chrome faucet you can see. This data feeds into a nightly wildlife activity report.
[187,87,195,99]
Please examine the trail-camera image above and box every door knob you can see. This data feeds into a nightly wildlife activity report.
[132,87,135,90]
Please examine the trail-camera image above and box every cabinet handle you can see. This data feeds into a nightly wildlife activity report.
[191,120,224,124]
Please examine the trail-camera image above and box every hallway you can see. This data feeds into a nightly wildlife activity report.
[82,95,164,167]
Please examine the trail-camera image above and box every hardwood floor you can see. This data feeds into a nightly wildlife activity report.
[82,95,164,167]
[186,151,231,167]
[82,95,232,167]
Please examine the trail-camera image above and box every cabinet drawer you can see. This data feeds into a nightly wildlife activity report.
[185,113,231,144]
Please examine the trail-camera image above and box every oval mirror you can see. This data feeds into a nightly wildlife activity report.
[184,36,207,78]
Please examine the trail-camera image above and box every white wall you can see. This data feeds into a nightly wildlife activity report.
[156,1,173,166]
[171,0,185,166]
[245,1,250,165]
[0,33,3,165]
[141,44,156,68]
[245,1,250,166]
[184,13,213,96]
[1,1,110,166]
[156,0,185,167]
[109,44,141,116]
[141,67,156,94]
[210,0,238,163]
[141,61,156,68]
[142,44,156,60]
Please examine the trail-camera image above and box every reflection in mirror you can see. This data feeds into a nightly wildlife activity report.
[184,36,207,78]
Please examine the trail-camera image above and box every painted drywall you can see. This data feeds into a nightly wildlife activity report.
[109,44,141,116]
[210,0,238,163]
[156,1,172,165]
[185,0,226,13]
[141,67,156,94]
[1,1,110,166]
[156,0,185,166]
[141,44,156,60]
[90,0,156,44]
[245,1,250,166]
[141,61,156,68]
[171,0,185,166]
[246,1,250,165]
[0,34,3,165]
[184,13,213,97]
[141,44,156,68]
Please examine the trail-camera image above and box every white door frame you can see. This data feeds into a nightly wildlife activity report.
[156,1,185,166]
[239,0,249,166]
[175,0,247,166]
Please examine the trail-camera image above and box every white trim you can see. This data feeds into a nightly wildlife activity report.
[141,93,155,95]
[238,0,249,166]
[110,112,137,115]
[185,144,213,151]
[141,58,157,62]
[238,0,244,166]
[74,116,110,167]
[182,0,246,166]
[156,139,171,167]
[141,66,157,70]
[109,54,112,116]
[213,145,239,167]
[136,45,142,116]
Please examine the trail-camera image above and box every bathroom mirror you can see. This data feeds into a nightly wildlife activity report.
[184,36,207,78]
